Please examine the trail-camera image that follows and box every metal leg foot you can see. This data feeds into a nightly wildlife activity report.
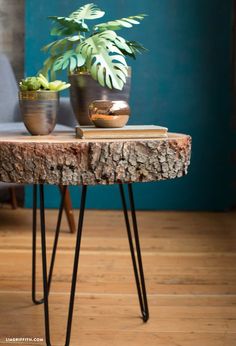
[32,185,67,304]
[119,183,149,322]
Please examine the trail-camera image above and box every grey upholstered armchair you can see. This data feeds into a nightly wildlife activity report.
[0,53,76,232]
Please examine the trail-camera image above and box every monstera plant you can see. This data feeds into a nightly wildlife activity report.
[41,3,147,125]
[41,3,146,89]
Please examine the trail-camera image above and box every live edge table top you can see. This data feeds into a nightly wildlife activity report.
[0,129,191,186]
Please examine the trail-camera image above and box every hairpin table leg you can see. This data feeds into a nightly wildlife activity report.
[32,184,67,305]
[32,185,43,305]
[39,184,51,346]
[33,183,147,346]
[64,185,87,346]
[47,185,67,292]
[119,183,149,322]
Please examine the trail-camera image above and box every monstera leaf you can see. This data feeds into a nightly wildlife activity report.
[121,41,148,59]
[69,3,105,20]
[78,31,128,89]
[41,36,80,55]
[94,14,146,31]
[49,16,89,36]
[42,38,68,53]
[40,55,61,80]
[53,50,85,72]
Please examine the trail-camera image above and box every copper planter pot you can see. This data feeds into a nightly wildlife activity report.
[19,90,59,135]
[69,71,131,126]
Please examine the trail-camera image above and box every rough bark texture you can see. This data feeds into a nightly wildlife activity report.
[0,134,191,186]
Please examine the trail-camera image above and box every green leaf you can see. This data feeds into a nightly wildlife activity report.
[112,35,133,54]
[97,30,118,41]
[41,41,58,52]
[37,74,50,89]
[50,70,56,81]
[41,37,76,55]
[19,77,41,91]
[93,31,133,55]
[48,16,89,36]
[77,32,128,90]
[125,40,148,58]
[39,55,60,79]
[53,50,85,72]
[69,56,77,71]
[48,80,71,91]
[94,14,146,31]
[69,3,105,20]
[68,35,83,42]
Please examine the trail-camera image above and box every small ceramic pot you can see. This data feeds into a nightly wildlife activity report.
[19,90,59,135]
[88,100,130,128]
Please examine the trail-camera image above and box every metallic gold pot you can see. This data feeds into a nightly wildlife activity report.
[89,100,130,128]
[19,90,59,135]
[69,69,131,126]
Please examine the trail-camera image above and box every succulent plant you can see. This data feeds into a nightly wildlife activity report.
[19,74,70,92]
[19,77,42,91]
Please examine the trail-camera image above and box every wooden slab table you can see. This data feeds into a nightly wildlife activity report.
[0,129,191,346]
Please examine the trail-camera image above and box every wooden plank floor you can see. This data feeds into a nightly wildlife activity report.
[0,208,236,346]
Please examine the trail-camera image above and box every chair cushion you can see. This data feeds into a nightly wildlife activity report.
[0,122,73,133]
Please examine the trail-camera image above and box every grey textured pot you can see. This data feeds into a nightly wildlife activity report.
[69,71,131,126]
[19,90,59,135]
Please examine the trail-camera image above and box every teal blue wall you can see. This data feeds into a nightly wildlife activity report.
[25,0,233,210]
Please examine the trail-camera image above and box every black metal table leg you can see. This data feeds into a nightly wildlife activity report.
[64,185,87,346]
[48,185,67,292]
[32,185,43,305]
[34,183,148,346]
[119,183,149,322]
[32,184,67,305]
[39,184,51,346]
